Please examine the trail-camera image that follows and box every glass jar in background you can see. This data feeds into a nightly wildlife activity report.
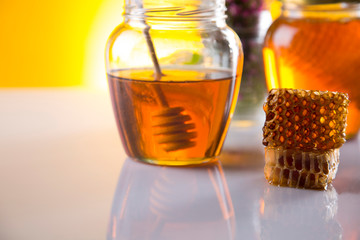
[105,0,243,166]
[263,0,360,139]
[226,0,270,129]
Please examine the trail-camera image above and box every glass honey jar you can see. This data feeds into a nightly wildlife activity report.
[105,0,243,166]
[263,0,360,139]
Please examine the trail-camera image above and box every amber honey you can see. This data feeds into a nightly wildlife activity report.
[108,68,240,166]
[263,15,360,139]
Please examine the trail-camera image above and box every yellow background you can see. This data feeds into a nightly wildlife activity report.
[0,0,124,88]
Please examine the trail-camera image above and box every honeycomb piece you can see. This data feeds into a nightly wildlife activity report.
[263,89,349,151]
[264,146,339,190]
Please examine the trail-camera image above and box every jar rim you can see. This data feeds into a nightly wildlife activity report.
[124,6,227,21]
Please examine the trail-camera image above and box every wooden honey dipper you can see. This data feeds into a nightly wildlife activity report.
[141,11,197,152]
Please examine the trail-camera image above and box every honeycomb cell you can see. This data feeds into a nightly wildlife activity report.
[329,120,336,129]
[320,117,325,124]
[320,107,326,114]
[285,110,292,117]
[286,129,293,138]
[276,106,283,113]
[263,89,349,151]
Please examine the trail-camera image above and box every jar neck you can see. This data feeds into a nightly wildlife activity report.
[124,0,227,27]
[282,2,360,19]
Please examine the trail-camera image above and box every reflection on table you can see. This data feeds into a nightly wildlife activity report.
[259,185,341,240]
[108,159,235,240]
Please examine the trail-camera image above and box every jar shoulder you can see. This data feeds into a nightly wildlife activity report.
[264,16,360,48]
[106,23,242,52]
[105,23,243,70]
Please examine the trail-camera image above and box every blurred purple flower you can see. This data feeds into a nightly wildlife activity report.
[229,4,242,16]
[226,0,263,30]
[242,10,251,17]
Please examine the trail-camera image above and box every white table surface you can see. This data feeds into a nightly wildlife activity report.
[1,89,359,240]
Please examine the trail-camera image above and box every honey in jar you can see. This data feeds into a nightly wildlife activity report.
[108,68,240,166]
[263,1,360,139]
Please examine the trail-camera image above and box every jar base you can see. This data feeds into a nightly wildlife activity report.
[130,156,219,167]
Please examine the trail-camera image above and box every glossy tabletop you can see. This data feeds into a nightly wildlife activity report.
[1,89,359,240]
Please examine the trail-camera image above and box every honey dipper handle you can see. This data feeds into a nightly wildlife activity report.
[143,26,163,81]
[136,0,168,107]
[142,26,169,107]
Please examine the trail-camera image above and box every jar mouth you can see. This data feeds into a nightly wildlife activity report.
[283,2,360,12]
[124,6,226,21]
[282,2,360,18]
